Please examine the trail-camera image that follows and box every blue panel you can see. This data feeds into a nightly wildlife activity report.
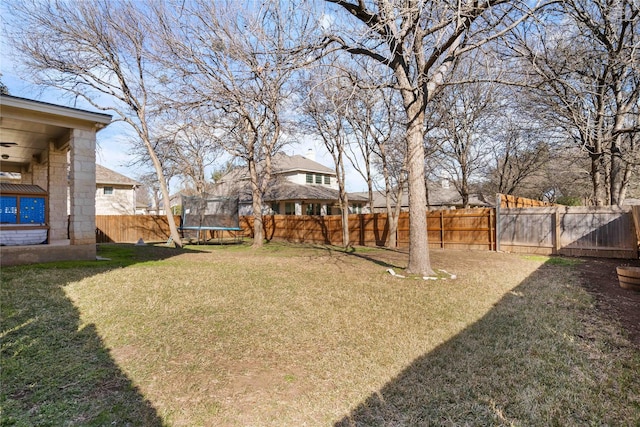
[19,197,46,224]
[1,196,17,224]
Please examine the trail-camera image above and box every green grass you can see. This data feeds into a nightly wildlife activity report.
[521,254,584,266]
[2,243,639,426]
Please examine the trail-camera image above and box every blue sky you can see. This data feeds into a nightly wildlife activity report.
[0,3,368,194]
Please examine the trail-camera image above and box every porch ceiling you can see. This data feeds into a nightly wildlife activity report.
[0,116,69,172]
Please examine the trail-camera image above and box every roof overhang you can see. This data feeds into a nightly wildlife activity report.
[0,95,112,173]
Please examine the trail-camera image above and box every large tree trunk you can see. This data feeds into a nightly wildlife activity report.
[388,186,403,249]
[403,101,435,276]
[609,135,627,206]
[248,158,264,247]
[379,143,397,248]
[337,151,351,248]
[142,132,182,248]
[590,153,604,206]
[341,195,350,248]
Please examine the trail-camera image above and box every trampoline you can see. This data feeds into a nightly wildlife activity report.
[180,195,244,244]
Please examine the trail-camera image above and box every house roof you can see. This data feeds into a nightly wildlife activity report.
[230,180,367,204]
[353,184,492,209]
[0,183,47,195]
[271,153,335,175]
[219,152,336,183]
[0,94,112,174]
[96,164,139,186]
[263,181,367,202]
[0,94,112,124]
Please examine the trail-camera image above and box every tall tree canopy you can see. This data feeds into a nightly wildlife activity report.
[322,0,544,275]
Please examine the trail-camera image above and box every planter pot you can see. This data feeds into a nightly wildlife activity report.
[617,266,640,291]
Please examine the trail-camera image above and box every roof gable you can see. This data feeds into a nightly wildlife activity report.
[96,164,139,186]
[272,153,335,175]
[219,153,336,183]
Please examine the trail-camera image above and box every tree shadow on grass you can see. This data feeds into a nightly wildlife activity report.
[345,246,408,270]
[334,260,640,426]
[0,244,199,426]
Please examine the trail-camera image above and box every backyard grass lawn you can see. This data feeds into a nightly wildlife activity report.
[2,243,640,426]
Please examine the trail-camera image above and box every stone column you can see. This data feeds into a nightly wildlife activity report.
[48,142,69,241]
[69,129,96,248]
[32,161,48,189]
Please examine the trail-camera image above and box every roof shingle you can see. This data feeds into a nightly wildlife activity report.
[96,164,139,186]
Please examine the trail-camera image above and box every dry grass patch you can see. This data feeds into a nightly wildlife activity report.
[2,243,639,426]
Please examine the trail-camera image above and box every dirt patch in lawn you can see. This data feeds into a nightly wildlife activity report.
[576,257,640,348]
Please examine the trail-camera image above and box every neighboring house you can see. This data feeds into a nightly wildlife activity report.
[356,180,492,213]
[95,164,140,215]
[215,151,367,216]
[0,94,112,265]
[135,201,151,215]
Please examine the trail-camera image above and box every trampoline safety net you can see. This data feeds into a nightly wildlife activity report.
[181,195,240,229]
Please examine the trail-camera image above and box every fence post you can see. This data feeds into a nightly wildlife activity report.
[489,208,494,251]
[554,208,561,254]
[495,194,501,252]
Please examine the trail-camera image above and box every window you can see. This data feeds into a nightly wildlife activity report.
[326,205,332,215]
[306,203,321,215]
[315,174,322,184]
[270,202,280,214]
[104,186,114,195]
[306,173,313,184]
[285,202,295,215]
[324,175,330,185]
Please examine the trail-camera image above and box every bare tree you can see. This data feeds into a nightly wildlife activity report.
[344,84,407,247]
[7,0,184,246]
[509,0,640,205]
[429,79,497,207]
[302,71,353,247]
[162,120,224,196]
[323,0,541,275]
[154,0,311,247]
[129,136,180,214]
[373,132,408,248]
[480,103,554,197]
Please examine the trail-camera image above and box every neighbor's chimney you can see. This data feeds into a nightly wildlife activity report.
[305,148,316,161]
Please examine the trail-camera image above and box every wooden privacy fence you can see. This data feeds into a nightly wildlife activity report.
[96,215,181,243]
[241,209,496,250]
[499,193,553,208]
[497,206,637,259]
[96,210,496,250]
[96,204,638,259]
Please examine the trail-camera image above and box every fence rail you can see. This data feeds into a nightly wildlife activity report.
[96,204,638,259]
